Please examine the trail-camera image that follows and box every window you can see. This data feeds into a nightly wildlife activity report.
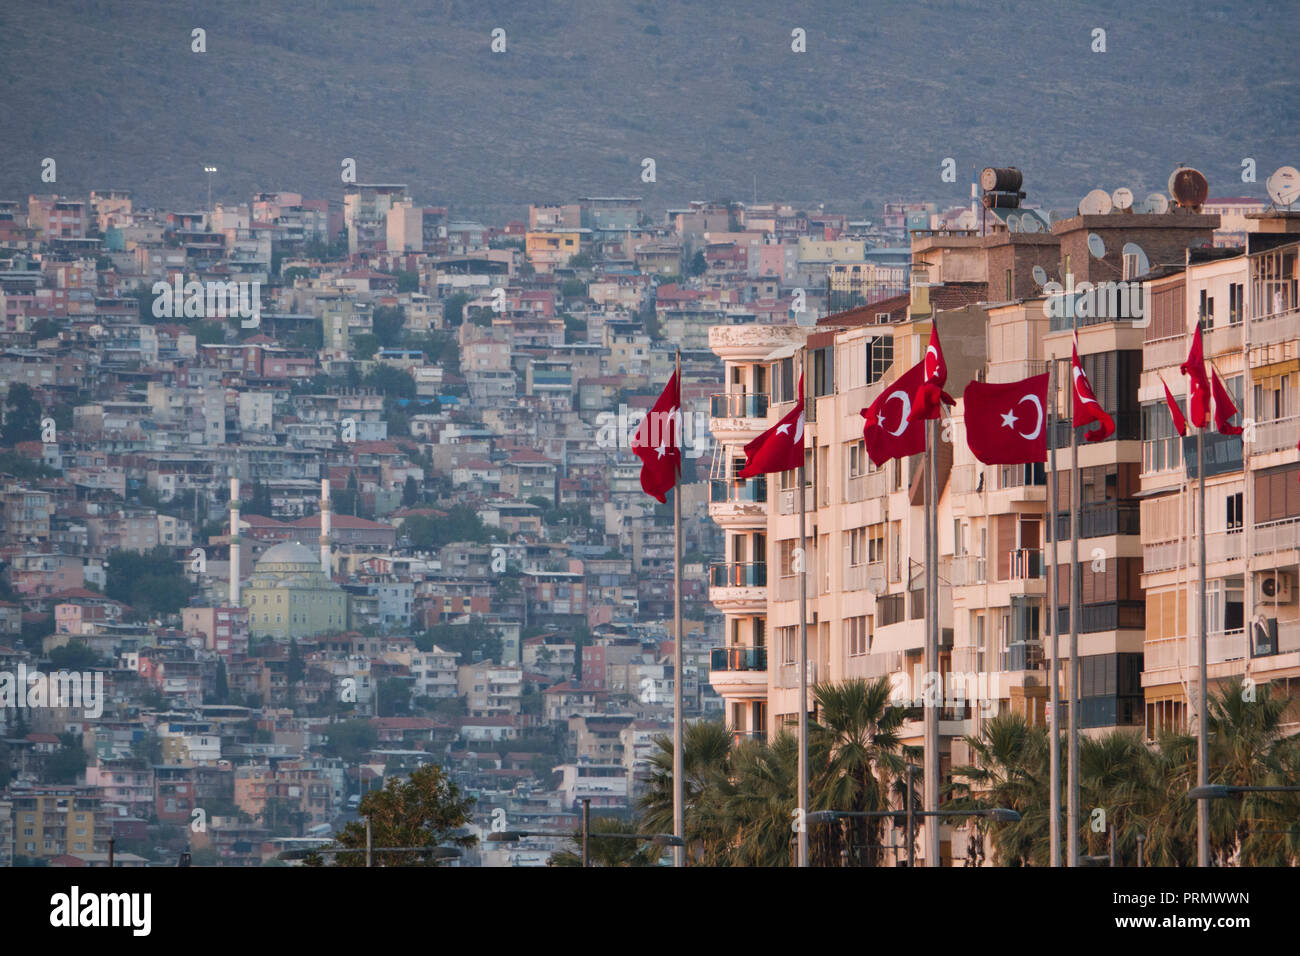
[846,528,866,566]
[868,524,886,564]
[1005,268,1012,300]
[866,334,894,385]
[847,439,866,478]
[1228,283,1244,326]
[1142,400,1184,473]
[1198,290,1214,331]
[844,615,869,656]
[778,625,798,664]
[1226,492,1244,531]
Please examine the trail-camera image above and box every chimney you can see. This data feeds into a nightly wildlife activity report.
[229,477,241,606]
[320,477,332,576]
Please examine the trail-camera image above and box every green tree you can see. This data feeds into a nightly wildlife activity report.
[688,250,708,276]
[372,305,406,347]
[640,721,735,866]
[402,475,420,507]
[46,733,88,784]
[323,719,378,764]
[550,816,661,867]
[331,764,476,866]
[352,333,380,360]
[48,642,101,671]
[2,383,43,445]
[442,293,471,327]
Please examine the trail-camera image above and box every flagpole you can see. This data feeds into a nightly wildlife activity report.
[1046,357,1061,867]
[1196,422,1209,867]
[796,351,810,868]
[672,347,685,868]
[924,414,940,866]
[1067,323,1080,868]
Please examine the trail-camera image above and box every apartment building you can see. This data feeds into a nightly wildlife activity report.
[8,786,109,861]
[1138,213,1300,735]
[706,193,1258,862]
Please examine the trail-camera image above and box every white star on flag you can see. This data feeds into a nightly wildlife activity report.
[1000,409,1018,429]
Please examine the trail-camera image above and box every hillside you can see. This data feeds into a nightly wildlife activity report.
[1,0,1296,215]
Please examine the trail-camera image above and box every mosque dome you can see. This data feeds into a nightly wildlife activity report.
[255,541,322,570]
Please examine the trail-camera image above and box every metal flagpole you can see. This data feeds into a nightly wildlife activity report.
[1046,358,1061,867]
[1068,322,1080,868]
[924,416,940,866]
[1196,423,1209,867]
[796,350,810,868]
[673,347,685,868]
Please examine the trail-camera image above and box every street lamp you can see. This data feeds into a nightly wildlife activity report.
[203,166,218,212]
[1188,784,1300,800]
[487,828,685,867]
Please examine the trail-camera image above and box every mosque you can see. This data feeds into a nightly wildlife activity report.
[229,478,350,641]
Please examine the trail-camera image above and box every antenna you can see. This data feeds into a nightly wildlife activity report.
[1266,166,1300,208]
[1079,189,1112,216]
[1168,166,1209,209]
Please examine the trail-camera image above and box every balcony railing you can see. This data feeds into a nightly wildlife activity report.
[710,562,768,588]
[711,646,768,671]
[1248,304,1300,347]
[1255,516,1300,555]
[1050,411,1141,447]
[950,555,987,587]
[711,477,768,504]
[1055,600,1145,634]
[1253,414,1300,455]
[1006,548,1044,580]
[777,659,818,689]
[1054,502,1142,539]
[711,392,769,419]
[1001,640,1044,672]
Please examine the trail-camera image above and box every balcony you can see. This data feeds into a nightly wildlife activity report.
[708,562,768,612]
[1054,502,1142,539]
[1143,335,1187,372]
[775,560,816,601]
[709,477,768,526]
[1056,600,1145,634]
[1248,304,1300,348]
[711,646,768,671]
[711,392,769,419]
[1255,516,1300,556]
[950,555,987,587]
[1006,548,1044,580]
[1050,411,1141,448]
[1253,415,1300,455]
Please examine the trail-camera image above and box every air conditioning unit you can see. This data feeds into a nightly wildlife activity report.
[1257,571,1295,604]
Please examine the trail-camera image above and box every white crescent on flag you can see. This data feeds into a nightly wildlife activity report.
[1016,393,1044,440]
[1073,366,1099,406]
[884,390,911,436]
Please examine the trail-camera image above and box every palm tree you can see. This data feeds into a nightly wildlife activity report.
[725,732,799,866]
[948,712,1052,865]
[808,677,909,866]
[1206,677,1300,865]
[1135,731,1197,866]
[639,721,734,865]
[1079,730,1153,863]
[550,816,661,867]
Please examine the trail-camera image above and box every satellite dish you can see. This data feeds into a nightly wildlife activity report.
[1266,166,1300,207]
[1112,187,1134,211]
[1080,189,1112,215]
[1022,214,1042,233]
[1146,192,1169,214]
[1168,166,1209,208]
[867,577,886,596]
[1004,213,1020,232]
[956,209,977,230]
[1087,233,1107,258]
[1032,265,1048,286]
[1121,242,1150,277]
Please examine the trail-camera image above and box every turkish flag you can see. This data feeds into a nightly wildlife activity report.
[963,373,1048,465]
[861,360,926,466]
[907,322,955,423]
[738,375,804,478]
[1160,376,1187,437]
[1211,368,1243,436]
[1179,325,1212,429]
[629,371,681,502]
[1071,337,1115,442]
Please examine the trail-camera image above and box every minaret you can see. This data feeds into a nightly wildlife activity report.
[320,477,332,577]
[229,476,241,606]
